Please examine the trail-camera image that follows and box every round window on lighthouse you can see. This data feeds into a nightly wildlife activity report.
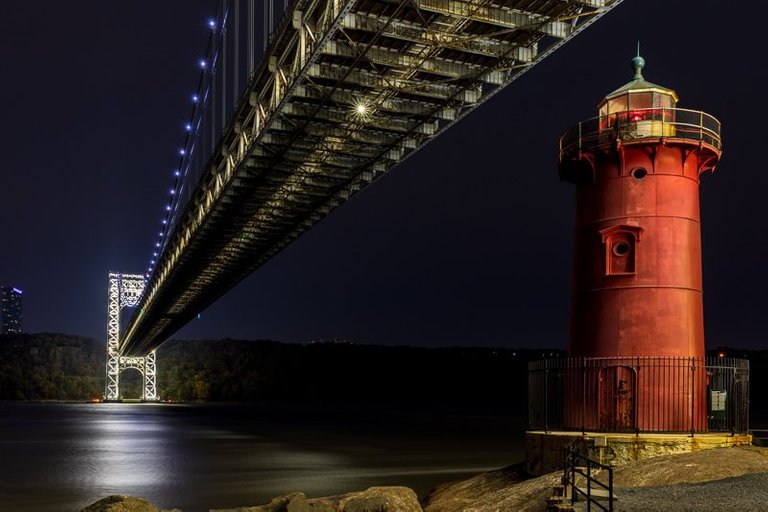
[613,241,631,257]
[631,167,647,180]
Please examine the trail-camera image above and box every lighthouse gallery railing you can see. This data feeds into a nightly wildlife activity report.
[528,356,749,434]
[559,107,722,160]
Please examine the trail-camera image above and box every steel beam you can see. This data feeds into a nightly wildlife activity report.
[120,0,625,356]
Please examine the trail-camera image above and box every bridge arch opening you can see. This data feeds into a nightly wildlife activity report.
[118,367,144,400]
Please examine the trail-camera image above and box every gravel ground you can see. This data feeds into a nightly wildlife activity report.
[616,472,768,511]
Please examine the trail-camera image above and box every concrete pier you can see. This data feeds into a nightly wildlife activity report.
[526,430,752,476]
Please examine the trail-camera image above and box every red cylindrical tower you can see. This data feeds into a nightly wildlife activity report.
[559,55,722,432]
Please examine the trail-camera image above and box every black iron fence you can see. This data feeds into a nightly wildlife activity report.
[529,356,749,434]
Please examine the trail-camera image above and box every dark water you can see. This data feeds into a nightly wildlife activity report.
[0,403,525,511]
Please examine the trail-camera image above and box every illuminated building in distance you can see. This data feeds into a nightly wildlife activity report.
[0,286,23,334]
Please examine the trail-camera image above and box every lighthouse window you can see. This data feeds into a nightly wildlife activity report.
[613,241,631,257]
[627,91,653,111]
[653,93,674,108]
[600,224,643,276]
[631,167,647,180]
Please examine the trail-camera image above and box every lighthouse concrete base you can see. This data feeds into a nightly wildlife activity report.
[525,430,752,476]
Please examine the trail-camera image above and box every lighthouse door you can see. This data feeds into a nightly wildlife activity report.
[599,366,635,431]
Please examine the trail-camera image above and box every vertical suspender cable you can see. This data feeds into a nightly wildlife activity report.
[262,0,267,51]
[213,1,222,147]
[248,0,254,74]
[234,0,240,100]
[211,65,216,151]
[222,12,227,131]
[270,0,274,36]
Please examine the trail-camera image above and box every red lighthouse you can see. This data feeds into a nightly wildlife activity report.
[558,55,722,432]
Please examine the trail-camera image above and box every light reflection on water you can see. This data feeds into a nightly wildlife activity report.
[0,403,525,512]
[83,412,174,489]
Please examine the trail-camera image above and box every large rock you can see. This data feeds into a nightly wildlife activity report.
[81,495,160,512]
[612,445,768,488]
[312,486,422,512]
[210,492,320,512]
[215,487,422,512]
[422,464,560,512]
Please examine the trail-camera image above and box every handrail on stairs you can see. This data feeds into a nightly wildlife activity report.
[563,448,615,511]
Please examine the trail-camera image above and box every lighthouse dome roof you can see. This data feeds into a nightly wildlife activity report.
[599,54,678,113]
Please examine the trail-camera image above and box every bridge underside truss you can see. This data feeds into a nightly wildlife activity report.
[121,0,622,355]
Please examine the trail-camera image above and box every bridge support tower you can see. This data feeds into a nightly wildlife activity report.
[105,272,158,401]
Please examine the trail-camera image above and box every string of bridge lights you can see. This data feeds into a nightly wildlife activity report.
[143,1,292,280]
[145,15,221,279]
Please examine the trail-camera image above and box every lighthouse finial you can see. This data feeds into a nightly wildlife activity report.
[631,42,645,80]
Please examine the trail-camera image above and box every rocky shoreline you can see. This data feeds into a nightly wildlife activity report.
[82,446,768,511]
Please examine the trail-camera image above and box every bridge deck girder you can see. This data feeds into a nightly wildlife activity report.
[120,0,623,356]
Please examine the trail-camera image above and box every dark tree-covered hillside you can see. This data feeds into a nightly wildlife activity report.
[156,339,548,410]
[7,333,765,416]
[0,334,554,407]
[0,333,104,400]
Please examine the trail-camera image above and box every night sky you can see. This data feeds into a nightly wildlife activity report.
[1,0,765,349]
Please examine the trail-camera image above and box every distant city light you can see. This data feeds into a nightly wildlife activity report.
[208,19,216,29]
[156,242,161,247]
[179,148,186,156]
[166,205,172,211]
[192,94,199,103]
[153,252,158,257]
[162,219,167,225]
[185,123,192,132]
[199,59,207,69]
[151,259,155,264]
[170,189,175,195]
[12,288,22,294]
[174,170,181,177]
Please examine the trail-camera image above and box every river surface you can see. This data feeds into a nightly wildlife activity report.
[0,403,526,511]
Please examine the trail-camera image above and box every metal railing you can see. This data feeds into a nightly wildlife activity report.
[559,107,722,161]
[529,356,749,434]
[564,449,614,512]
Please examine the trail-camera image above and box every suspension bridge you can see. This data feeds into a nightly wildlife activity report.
[105,0,623,400]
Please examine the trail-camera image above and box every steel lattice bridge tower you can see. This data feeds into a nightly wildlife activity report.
[105,272,157,401]
[112,0,624,360]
